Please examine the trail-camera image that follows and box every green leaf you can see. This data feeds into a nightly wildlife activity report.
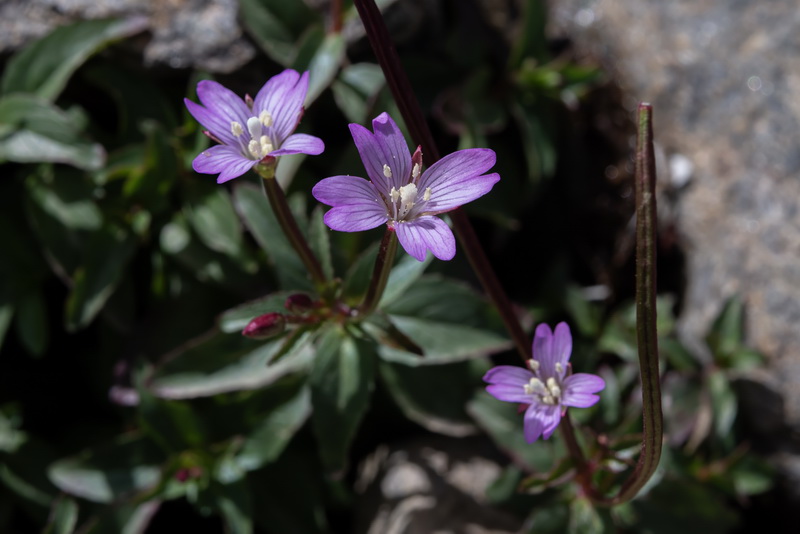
[467,391,558,472]
[186,187,248,261]
[43,496,78,534]
[137,389,208,454]
[0,300,14,353]
[379,253,431,306]
[342,241,379,302]
[708,371,737,443]
[65,227,136,331]
[146,331,315,399]
[378,359,484,436]
[218,291,297,333]
[309,327,376,472]
[1,17,148,101]
[527,502,570,534]
[236,385,311,472]
[25,168,103,231]
[0,95,105,170]
[308,206,334,280]
[239,0,315,65]
[729,456,774,497]
[568,497,603,534]
[233,183,311,291]
[48,434,163,503]
[213,478,253,534]
[15,290,48,356]
[302,32,346,105]
[332,63,385,123]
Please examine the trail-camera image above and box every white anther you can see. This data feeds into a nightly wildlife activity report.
[527,359,540,372]
[260,136,273,155]
[248,139,261,158]
[390,187,400,202]
[524,377,547,396]
[230,121,243,137]
[247,117,262,139]
[555,362,564,374]
[423,187,432,202]
[259,110,273,127]
[399,183,417,207]
[542,395,555,405]
[383,164,393,178]
[412,163,421,179]
[546,377,561,399]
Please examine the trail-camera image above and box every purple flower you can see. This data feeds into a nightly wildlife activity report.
[184,69,325,183]
[311,112,500,261]
[483,323,605,443]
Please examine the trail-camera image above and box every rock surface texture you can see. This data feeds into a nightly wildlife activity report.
[0,0,254,72]
[549,0,800,487]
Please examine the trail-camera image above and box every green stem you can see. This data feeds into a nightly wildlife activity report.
[358,228,398,316]
[559,412,588,474]
[352,0,531,362]
[256,164,327,290]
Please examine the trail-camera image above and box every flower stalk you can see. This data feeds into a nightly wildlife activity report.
[352,0,531,362]
[358,228,398,316]
[256,163,328,290]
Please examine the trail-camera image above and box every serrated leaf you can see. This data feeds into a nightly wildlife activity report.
[1,17,148,101]
[309,327,376,472]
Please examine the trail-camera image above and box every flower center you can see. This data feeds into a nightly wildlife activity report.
[230,111,275,160]
[523,376,562,405]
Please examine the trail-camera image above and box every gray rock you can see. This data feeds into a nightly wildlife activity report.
[547,0,800,488]
[0,0,254,73]
[355,437,523,534]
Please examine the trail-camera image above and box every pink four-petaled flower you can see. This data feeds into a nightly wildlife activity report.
[483,322,605,443]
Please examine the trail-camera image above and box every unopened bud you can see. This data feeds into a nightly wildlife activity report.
[285,293,314,313]
[242,312,285,339]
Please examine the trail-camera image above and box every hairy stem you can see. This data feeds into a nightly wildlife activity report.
[256,164,327,291]
[358,228,398,316]
[352,0,531,362]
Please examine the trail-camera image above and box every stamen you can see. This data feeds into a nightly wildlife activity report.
[390,187,400,202]
[260,136,273,155]
[524,377,547,396]
[423,187,432,201]
[555,362,564,374]
[412,163,421,179]
[259,110,273,127]
[230,121,243,137]
[248,140,261,158]
[546,377,561,399]
[527,360,540,372]
[247,117,262,139]
[542,395,556,405]
[399,183,417,209]
[383,164,393,178]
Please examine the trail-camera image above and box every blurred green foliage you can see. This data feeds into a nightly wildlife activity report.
[0,1,774,533]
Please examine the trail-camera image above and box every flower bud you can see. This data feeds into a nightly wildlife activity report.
[284,293,314,313]
[242,312,285,340]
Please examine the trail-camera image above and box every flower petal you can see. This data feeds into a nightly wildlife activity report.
[271,133,325,156]
[552,322,573,376]
[371,112,410,190]
[312,175,384,208]
[254,69,308,141]
[483,365,533,386]
[192,145,257,183]
[323,205,387,232]
[486,384,532,404]
[395,216,456,262]
[349,122,390,190]
[562,373,605,408]
[196,80,251,132]
[532,323,556,378]
[184,98,237,145]
[523,403,561,443]
[417,148,498,211]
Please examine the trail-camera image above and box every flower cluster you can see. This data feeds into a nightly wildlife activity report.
[312,112,500,261]
[483,323,605,443]
[185,69,324,183]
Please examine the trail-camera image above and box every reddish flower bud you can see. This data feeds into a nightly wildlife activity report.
[242,312,285,339]
[284,293,314,313]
